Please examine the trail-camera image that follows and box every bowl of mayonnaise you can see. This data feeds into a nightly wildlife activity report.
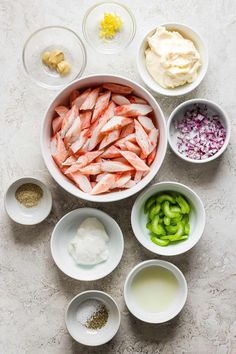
[137,23,208,96]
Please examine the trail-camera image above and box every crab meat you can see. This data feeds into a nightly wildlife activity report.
[61,105,78,138]
[70,90,80,107]
[54,106,69,117]
[62,156,77,166]
[70,172,92,193]
[147,147,157,166]
[80,111,92,130]
[112,94,130,106]
[100,145,121,158]
[99,130,120,150]
[91,173,117,195]
[120,123,135,138]
[119,150,150,172]
[70,129,88,154]
[51,133,68,168]
[122,180,136,189]
[134,171,143,183]
[65,151,103,173]
[52,116,63,134]
[138,116,155,132]
[115,133,136,149]
[102,83,133,95]
[72,88,91,109]
[80,88,100,110]
[101,160,134,172]
[115,104,153,117]
[91,91,111,123]
[128,95,148,104]
[96,172,108,182]
[112,172,132,189]
[125,141,141,155]
[79,162,102,175]
[134,120,151,157]
[101,116,133,133]
[64,116,81,145]
[148,128,159,153]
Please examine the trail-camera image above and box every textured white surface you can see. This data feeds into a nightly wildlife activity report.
[1,0,236,353]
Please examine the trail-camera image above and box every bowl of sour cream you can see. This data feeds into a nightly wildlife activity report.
[51,208,124,281]
[124,259,188,323]
[137,23,208,96]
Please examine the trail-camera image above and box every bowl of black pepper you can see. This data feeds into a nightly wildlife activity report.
[65,290,120,346]
[4,176,52,225]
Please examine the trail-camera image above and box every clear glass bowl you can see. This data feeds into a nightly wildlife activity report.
[22,26,87,89]
[83,2,136,54]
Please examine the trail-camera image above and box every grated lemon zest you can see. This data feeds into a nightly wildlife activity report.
[99,12,123,40]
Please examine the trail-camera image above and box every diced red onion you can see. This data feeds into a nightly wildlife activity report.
[175,105,226,160]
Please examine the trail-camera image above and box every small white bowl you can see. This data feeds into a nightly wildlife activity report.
[4,177,52,225]
[137,23,208,96]
[131,182,205,256]
[65,290,120,346]
[167,98,231,163]
[124,260,188,323]
[51,208,124,281]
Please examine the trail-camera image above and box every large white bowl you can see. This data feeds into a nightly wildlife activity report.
[124,260,188,323]
[131,182,205,256]
[51,208,124,281]
[137,23,208,96]
[41,74,167,202]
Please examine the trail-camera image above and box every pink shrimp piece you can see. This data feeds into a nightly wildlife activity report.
[70,172,92,193]
[128,95,148,104]
[101,116,133,133]
[134,171,143,183]
[70,90,80,107]
[91,91,111,123]
[101,145,121,158]
[112,172,132,189]
[80,111,92,130]
[122,180,136,189]
[138,116,155,132]
[51,133,68,168]
[91,173,117,195]
[72,88,91,109]
[147,147,157,166]
[120,123,135,138]
[99,130,120,150]
[135,120,151,157]
[102,83,133,95]
[96,173,108,182]
[55,106,69,117]
[62,156,77,166]
[70,129,88,154]
[52,116,63,134]
[65,150,103,173]
[115,104,153,117]
[101,160,134,173]
[111,94,130,106]
[79,162,102,175]
[149,128,159,153]
[119,150,150,172]
[115,133,136,149]
[125,141,141,155]
[80,88,100,110]
[64,116,81,145]
[61,105,78,138]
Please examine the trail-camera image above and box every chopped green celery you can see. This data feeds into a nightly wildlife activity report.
[144,196,156,214]
[151,216,166,235]
[164,216,171,225]
[176,195,190,214]
[149,203,161,220]
[151,235,169,246]
[161,222,184,240]
[156,194,176,204]
[170,215,183,225]
[166,224,178,234]
[162,201,180,218]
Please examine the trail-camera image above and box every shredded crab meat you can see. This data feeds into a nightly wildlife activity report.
[175,105,226,160]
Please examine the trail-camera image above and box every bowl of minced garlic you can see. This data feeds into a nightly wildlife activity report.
[4,177,52,225]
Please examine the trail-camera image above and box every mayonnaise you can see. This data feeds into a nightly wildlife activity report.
[68,217,109,265]
[145,26,201,89]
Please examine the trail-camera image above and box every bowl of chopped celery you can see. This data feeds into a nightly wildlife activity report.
[131,182,205,256]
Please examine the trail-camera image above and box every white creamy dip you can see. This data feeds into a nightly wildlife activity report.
[68,217,109,265]
[145,26,201,88]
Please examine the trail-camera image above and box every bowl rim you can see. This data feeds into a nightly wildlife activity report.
[4,176,52,225]
[22,25,87,90]
[137,22,209,97]
[167,98,231,163]
[131,181,206,256]
[50,207,124,281]
[82,1,136,54]
[65,290,121,346]
[124,259,188,323]
[40,73,167,202]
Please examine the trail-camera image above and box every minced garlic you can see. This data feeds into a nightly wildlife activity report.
[41,50,70,76]
[99,12,123,40]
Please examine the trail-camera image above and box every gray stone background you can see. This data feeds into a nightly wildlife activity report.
[1,0,236,353]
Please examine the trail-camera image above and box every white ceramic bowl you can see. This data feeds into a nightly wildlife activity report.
[51,208,124,281]
[41,74,167,202]
[65,290,120,346]
[4,177,52,225]
[124,260,188,323]
[167,98,231,163]
[131,182,205,256]
[137,23,208,96]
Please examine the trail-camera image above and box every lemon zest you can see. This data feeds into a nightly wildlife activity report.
[99,12,123,40]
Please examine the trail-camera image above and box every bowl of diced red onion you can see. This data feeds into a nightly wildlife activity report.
[167,99,231,163]
[41,74,167,202]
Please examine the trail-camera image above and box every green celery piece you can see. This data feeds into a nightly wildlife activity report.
[164,216,171,225]
[162,201,180,219]
[156,193,176,204]
[149,203,161,220]
[170,215,183,225]
[170,205,181,213]
[176,195,190,214]
[184,223,190,234]
[166,224,178,234]
[151,216,166,235]
[151,235,169,247]
[161,222,184,240]
[144,196,156,214]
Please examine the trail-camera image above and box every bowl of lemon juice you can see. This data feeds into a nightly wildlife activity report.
[124,259,187,323]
